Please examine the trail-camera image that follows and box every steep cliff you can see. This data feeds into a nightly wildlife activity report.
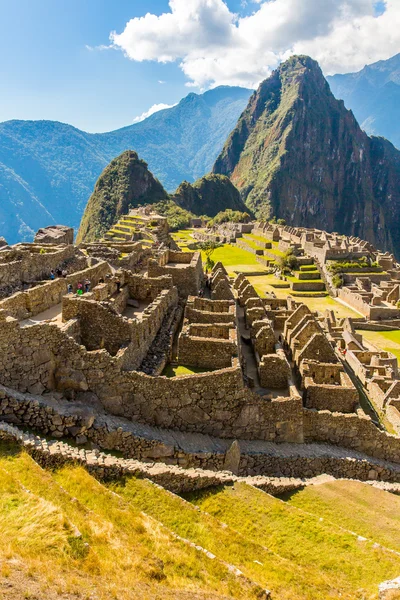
[213,55,400,255]
[172,174,247,217]
[77,151,168,242]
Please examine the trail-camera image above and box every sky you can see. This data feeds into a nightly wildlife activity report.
[0,0,398,133]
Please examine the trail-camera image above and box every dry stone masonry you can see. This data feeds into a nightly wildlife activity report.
[0,213,399,489]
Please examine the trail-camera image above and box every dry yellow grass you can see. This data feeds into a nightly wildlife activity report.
[0,443,262,599]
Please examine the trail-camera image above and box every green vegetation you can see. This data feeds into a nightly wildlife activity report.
[0,442,258,599]
[172,174,247,217]
[187,482,400,598]
[269,216,286,225]
[327,258,381,274]
[208,209,251,226]
[153,199,194,231]
[277,248,299,272]
[200,244,265,276]
[197,240,223,271]
[111,476,370,600]
[283,480,400,553]
[332,273,344,288]
[77,150,168,242]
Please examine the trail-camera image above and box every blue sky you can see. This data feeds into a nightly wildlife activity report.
[0,0,397,132]
[0,0,252,132]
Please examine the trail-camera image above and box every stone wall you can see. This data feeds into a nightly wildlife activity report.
[0,260,111,320]
[34,226,74,245]
[301,360,359,413]
[303,408,400,463]
[0,314,304,442]
[62,286,178,369]
[0,245,75,292]
[148,251,203,297]
[177,327,237,369]
[338,287,400,320]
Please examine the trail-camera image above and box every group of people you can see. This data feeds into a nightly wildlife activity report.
[49,268,67,280]
[67,279,92,295]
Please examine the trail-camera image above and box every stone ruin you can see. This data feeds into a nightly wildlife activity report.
[0,214,398,494]
[34,225,74,245]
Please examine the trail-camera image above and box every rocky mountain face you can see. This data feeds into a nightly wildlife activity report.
[328,53,400,150]
[172,174,247,217]
[77,151,168,243]
[213,55,400,256]
[0,86,251,243]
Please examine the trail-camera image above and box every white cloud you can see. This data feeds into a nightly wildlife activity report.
[110,0,400,89]
[132,103,177,123]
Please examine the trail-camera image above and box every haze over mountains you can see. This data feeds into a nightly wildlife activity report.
[328,53,400,150]
[1,53,400,247]
[0,86,251,243]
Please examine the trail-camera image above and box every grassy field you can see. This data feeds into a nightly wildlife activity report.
[283,479,400,553]
[203,244,265,275]
[187,481,400,599]
[0,442,259,600]
[162,364,212,377]
[356,329,400,362]
[247,275,361,317]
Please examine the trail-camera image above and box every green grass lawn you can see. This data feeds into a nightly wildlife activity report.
[356,329,400,362]
[112,477,372,600]
[202,244,265,275]
[282,479,400,553]
[162,364,212,377]
[186,481,400,599]
[0,443,257,600]
[248,275,361,317]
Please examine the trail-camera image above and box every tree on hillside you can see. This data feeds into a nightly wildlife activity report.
[198,240,223,271]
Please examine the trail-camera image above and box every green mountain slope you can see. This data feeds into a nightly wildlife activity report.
[77,151,168,243]
[172,174,247,217]
[0,86,251,243]
[213,55,400,256]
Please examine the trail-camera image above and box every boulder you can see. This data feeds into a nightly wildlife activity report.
[35,225,74,245]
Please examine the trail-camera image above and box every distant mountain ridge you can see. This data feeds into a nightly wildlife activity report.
[328,53,400,149]
[213,55,400,257]
[0,85,252,243]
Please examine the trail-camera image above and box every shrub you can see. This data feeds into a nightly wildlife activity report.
[327,258,377,274]
[277,248,299,273]
[332,274,344,288]
[208,209,251,227]
[153,200,193,231]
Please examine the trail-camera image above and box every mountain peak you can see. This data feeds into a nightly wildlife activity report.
[77,150,168,243]
[213,54,400,256]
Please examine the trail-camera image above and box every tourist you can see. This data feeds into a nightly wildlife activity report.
[56,268,62,278]
[84,279,91,293]
[67,284,73,294]
[76,287,83,296]
[49,270,55,280]
[62,269,67,278]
